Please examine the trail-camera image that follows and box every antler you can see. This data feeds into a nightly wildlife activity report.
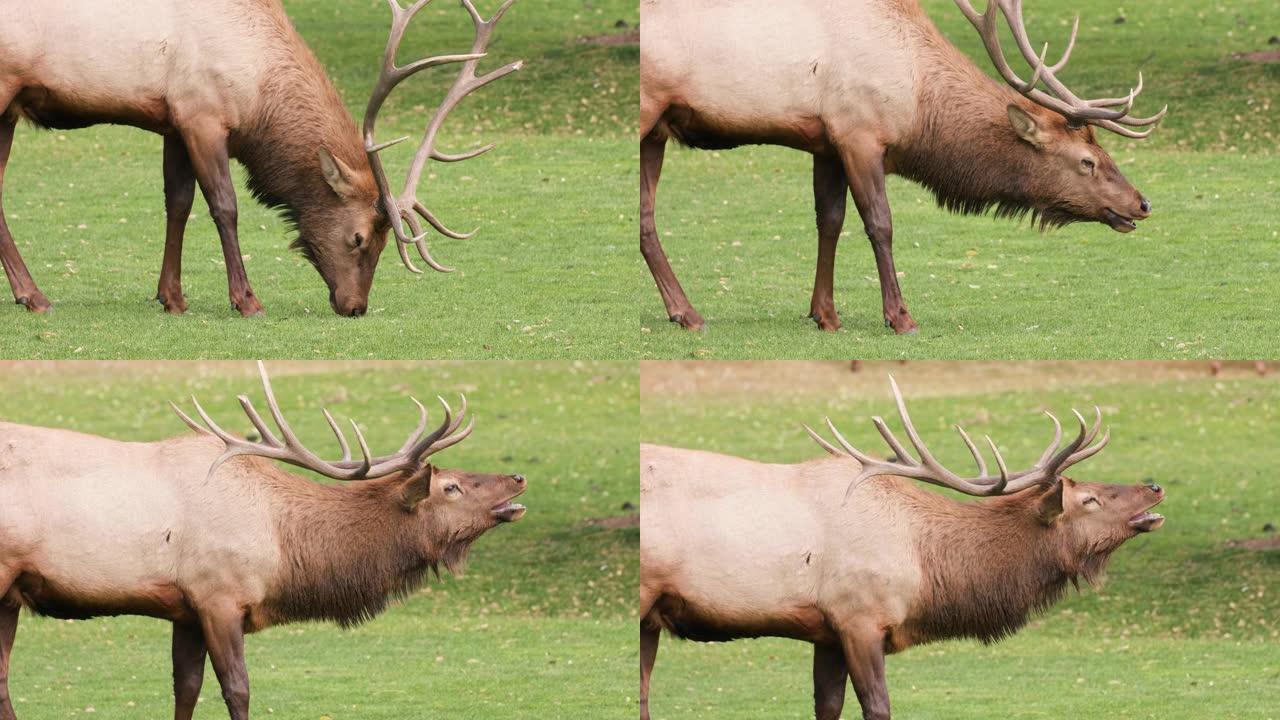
[803,376,1110,497]
[953,0,1167,138]
[363,0,524,274]
[171,361,474,481]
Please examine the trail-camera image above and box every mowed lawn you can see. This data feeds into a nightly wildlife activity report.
[640,361,1280,719]
[0,361,639,718]
[638,0,1280,359]
[0,0,641,359]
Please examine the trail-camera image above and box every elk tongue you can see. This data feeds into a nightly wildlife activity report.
[491,501,527,523]
[1128,511,1164,532]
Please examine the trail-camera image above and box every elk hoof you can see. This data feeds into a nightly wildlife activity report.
[810,309,841,332]
[16,294,52,313]
[233,295,265,318]
[669,310,704,331]
[157,292,188,315]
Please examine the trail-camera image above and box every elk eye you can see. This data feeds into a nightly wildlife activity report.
[444,483,461,495]
[1082,496,1100,506]
[1081,158,1095,172]
[351,233,366,249]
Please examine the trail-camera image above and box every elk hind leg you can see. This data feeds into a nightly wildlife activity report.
[0,105,51,314]
[157,134,195,314]
[640,131,704,330]
[839,142,917,334]
[810,154,848,332]
[813,642,848,720]
[180,123,263,317]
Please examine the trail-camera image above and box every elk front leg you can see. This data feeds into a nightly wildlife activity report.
[640,132,704,330]
[640,622,660,720]
[0,112,51,314]
[840,144,917,334]
[157,134,196,314]
[0,590,19,720]
[813,643,848,720]
[200,608,250,720]
[180,125,264,317]
[172,622,207,720]
[810,154,848,332]
[838,626,890,720]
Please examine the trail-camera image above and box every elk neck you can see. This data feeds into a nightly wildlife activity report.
[260,468,465,629]
[901,484,1083,645]
[231,15,372,233]
[890,37,1063,229]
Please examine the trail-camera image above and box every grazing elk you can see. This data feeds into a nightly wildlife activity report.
[0,363,528,720]
[0,0,520,317]
[640,0,1166,333]
[640,378,1165,720]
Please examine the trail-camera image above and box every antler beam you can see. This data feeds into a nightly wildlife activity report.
[804,376,1110,497]
[172,361,473,481]
[363,0,524,274]
[953,0,1167,138]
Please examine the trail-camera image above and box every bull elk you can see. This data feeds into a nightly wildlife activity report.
[0,363,528,720]
[640,378,1165,720]
[0,0,521,317]
[640,0,1166,333]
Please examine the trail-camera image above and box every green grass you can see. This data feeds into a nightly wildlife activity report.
[0,361,639,718]
[0,0,641,360]
[640,363,1280,719]
[638,0,1280,359]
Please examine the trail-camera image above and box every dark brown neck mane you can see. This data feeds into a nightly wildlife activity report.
[232,14,370,244]
[891,38,1078,231]
[904,488,1108,645]
[264,473,471,629]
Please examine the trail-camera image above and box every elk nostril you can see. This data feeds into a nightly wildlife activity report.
[1139,198,1152,213]
[349,305,366,318]
[513,474,525,484]
[1147,482,1162,493]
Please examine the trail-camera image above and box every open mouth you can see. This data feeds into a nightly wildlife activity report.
[1102,208,1138,233]
[1129,492,1165,532]
[491,487,527,523]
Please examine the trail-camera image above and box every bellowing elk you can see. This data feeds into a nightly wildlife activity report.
[0,0,520,317]
[640,0,1166,333]
[0,363,528,720]
[640,378,1165,720]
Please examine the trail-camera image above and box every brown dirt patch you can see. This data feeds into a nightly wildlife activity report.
[583,514,639,529]
[1237,50,1280,63]
[1226,537,1280,551]
[640,361,1274,400]
[579,29,638,46]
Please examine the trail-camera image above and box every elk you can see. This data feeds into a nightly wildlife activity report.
[640,0,1166,333]
[0,0,520,317]
[0,362,528,720]
[640,378,1165,720]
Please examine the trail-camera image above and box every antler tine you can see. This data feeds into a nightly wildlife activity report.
[321,409,352,463]
[953,0,1165,137]
[806,377,1111,499]
[804,423,844,456]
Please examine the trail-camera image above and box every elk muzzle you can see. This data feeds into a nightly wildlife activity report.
[1128,482,1165,532]
[491,474,528,523]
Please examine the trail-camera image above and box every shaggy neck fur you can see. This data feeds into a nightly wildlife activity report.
[263,472,472,629]
[904,486,1111,645]
[892,39,1077,230]
[231,9,371,254]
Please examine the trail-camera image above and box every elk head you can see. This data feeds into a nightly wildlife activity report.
[956,0,1165,232]
[806,376,1165,573]
[171,361,528,542]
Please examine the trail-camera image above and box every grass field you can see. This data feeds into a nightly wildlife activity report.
[638,0,1280,359]
[0,361,639,718]
[640,361,1280,719]
[0,0,642,360]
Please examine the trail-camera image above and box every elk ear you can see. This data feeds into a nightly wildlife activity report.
[1007,105,1044,148]
[398,464,435,510]
[318,147,360,200]
[1036,479,1066,524]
